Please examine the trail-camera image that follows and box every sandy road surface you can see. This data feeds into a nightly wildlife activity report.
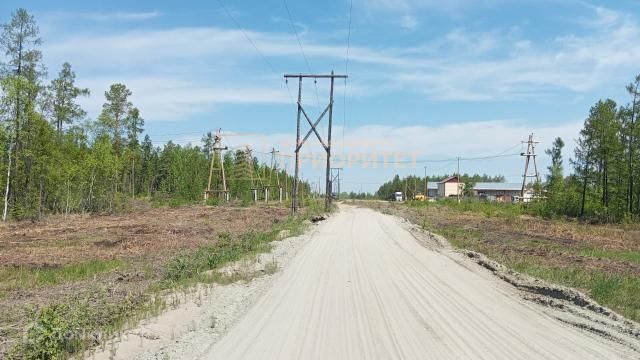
[199,205,637,360]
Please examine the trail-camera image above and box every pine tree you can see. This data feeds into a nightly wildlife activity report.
[46,62,89,133]
[574,99,625,220]
[97,83,133,194]
[125,107,143,196]
[544,137,565,215]
[622,75,640,214]
[0,8,44,220]
[98,83,132,155]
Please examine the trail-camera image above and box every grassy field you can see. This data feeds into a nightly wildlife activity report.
[357,199,640,323]
[0,201,323,359]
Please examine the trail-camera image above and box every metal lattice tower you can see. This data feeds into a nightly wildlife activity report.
[520,133,540,198]
[204,129,229,201]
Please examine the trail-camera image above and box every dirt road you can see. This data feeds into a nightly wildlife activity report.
[197,205,637,359]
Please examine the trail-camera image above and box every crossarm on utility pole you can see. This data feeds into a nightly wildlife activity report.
[285,74,348,79]
[286,72,347,213]
[297,103,330,152]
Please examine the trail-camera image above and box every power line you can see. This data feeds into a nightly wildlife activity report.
[145,138,522,164]
[345,0,353,74]
[281,0,321,109]
[150,132,522,164]
[216,0,278,75]
[429,160,458,173]
[460,153,521,162]
[282,0,312,77]
[147,131,266,138]
[216,0,294,101]
[361,153,520,165]
[342,0,353,155]
[246,150,522,163]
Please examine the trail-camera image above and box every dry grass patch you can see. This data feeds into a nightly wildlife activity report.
[0,204,298,358]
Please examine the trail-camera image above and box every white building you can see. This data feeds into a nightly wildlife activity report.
[437,176,464,198]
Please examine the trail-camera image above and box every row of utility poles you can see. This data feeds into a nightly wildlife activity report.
[202,129,337,207]
[208,68,540,209]
[203,131,290,204]
[206,71,348,212]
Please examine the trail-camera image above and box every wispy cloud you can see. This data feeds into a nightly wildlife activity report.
[399,15,419,30]
[77,77,291,121]
[43,10,160,23]
[391,5,640,100]
[83,11,160,21]
[39,4,640,122]
[363,0,506,30]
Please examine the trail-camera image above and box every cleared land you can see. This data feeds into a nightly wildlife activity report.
[358,200,640,322]
[197,205,638,359]
[0,204,294,357]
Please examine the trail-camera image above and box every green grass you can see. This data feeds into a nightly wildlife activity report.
[510,262,640,321]
[159,215,309,288]
[419,219,483,249]
[408,198,528,219]
[0,259,126,292]
[6,287,165,360]
[578,248,640,264]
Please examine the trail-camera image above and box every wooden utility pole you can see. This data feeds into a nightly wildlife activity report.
[244,147,262,202]
[285,71,348,213]
[204,129,229,202]
[269,148,280,185]
[521,133,540,199]
[331,167,343,200]
[266,148,280,203]
[285,169,288,201]
[424,166,428,199]
[457,157,461,203]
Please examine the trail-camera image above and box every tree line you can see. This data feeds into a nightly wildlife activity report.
[0,9,306,220]
[543,75,640,222]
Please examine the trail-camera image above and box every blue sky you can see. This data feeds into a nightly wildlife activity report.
[3,0,640,192]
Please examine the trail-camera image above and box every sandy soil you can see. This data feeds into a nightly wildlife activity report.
[97,205,640,359]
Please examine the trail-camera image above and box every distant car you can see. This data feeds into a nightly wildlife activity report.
[393,192,403,201]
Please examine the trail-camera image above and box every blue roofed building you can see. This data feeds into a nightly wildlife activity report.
[427,183,438,198]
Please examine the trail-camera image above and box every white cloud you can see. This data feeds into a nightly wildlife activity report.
[365,0,503,13]
[39,3,640,123]
[78,77,291,121]
[363,0,506,31]
[81,11,160,21]
[392,6,640,100]
[43,10,160,22]
[400,15,419,30]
